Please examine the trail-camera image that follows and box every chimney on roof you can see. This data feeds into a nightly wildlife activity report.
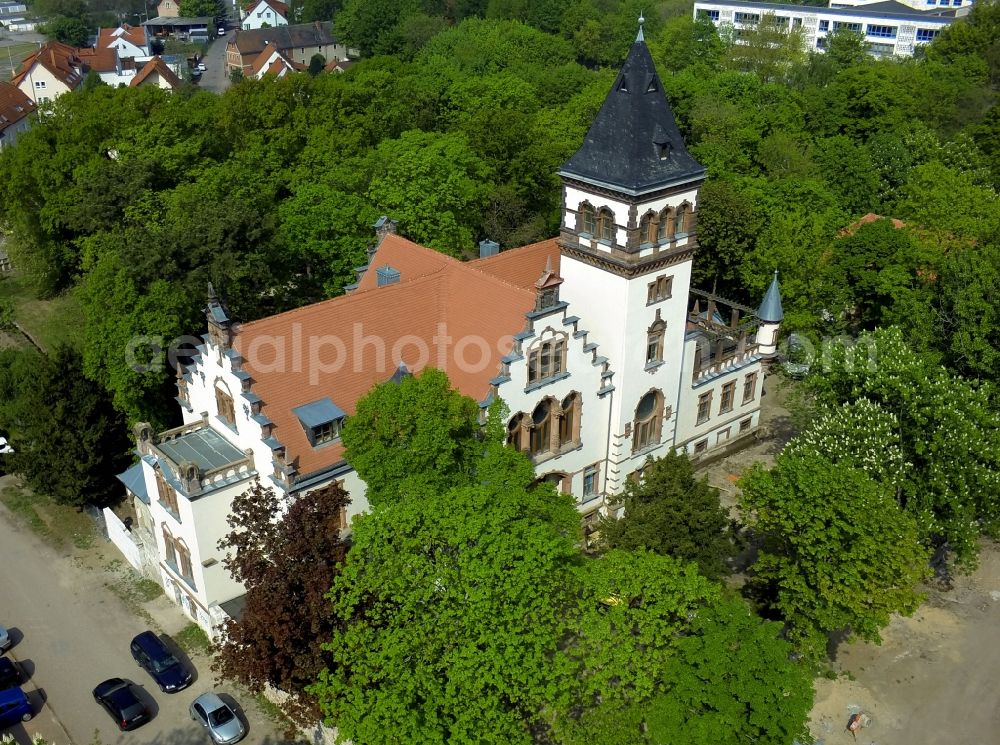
[478,239,499,258]
[376,266,400,287]
[373,215,397,242]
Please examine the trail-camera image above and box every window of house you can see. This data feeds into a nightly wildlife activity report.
[698,8,720,21]
[583,463,599,499]
[507,413,528,450]
[640,212,656,244]
[163,526,176,565]
[34,80,45,89]
[735,11,760,24]
[818,19,829,31]
[675,203,689,234]
[633,390,663,451]
[559,393,580,447]
[597,208,615,243]
[792,17,803,26]
[720,382,735,414]
[916,28,939,41]
[866,24,896,38]
[743,372,758,403]
[647,275,672,304]
[527,337,567,385]
[215,385,237,429]
[579,204,595,235]
[657,207,674,242]
[740,417,753,433]
[718,427,730,443]
[530,400,553,456]
[313,419,341,444]
[697,391,712,425]
[176,541,193,583]
[694,438,708,454]
[156,470,180,517]
[646,316,666,365]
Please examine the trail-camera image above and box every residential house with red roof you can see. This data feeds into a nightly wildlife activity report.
[0,80,36,149]
[130,57,183,89]
[225,21,349,76]
[10,41,86,104]
[98,23,150,60]
[117,26,783,635]
[241,0,289,30]
[248,42,303,78]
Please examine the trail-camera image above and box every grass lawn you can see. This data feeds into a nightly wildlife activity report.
[0,271,83,352]
[0,480,97,551]
[0,42,39,82]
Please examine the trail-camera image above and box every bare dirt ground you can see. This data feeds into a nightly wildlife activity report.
[697,375,1000,745]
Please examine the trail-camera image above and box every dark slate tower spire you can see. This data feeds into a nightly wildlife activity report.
[559,28,704,197]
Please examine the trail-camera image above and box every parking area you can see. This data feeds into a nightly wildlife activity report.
[0,478,296,745]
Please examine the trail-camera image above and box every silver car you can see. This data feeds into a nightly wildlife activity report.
[189,692,246,744]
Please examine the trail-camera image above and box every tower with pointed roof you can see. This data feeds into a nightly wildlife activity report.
[756,271,784,357]
[556,19,708,494]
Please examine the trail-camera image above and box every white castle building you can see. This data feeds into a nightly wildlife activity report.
[116,28,784,634]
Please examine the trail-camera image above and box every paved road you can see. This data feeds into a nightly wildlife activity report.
[196,33,233,94]
[0,501,289,745]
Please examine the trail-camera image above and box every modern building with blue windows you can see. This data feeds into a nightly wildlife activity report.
[694,0,966,58]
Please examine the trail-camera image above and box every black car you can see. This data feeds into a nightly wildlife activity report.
[0,657,22,691]
[92,678,148,731]
[130,631,192,693]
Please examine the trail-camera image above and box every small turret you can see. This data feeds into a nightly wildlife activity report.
[756,271,783,357]
[206,282,233,353]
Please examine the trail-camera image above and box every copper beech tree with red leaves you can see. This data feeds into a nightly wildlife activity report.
[213,477,350,724]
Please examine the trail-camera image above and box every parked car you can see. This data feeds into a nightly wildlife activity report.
[92,678,149,731]
[189,692,246,744]
[197,62,207,71]
[130,631,192,693]
[0,687,32,729]
[0,438,12,455]
[0,626,9,652]
[0,659,22,691]
[217,26,226,35]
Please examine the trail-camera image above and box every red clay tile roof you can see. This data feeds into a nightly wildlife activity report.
[244,0,288,15]
[98,23,147,50]
[232,234,558,477]
[11,41,84,90]
[0,80,36,133]
[249,42,302,77]
[130,56,182,88]
[77,46,123,73]
[840,213,906,236]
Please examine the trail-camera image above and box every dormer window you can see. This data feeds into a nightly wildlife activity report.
[293,397,346,448]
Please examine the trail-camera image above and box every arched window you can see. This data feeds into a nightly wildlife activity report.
[215,380,237,430]
[598,208,615,243]
[633,390,664,452]
[657,207,675,242]
[530,400,553,456]
[646,313,666,365]
[507,413,528,451]
[559,392,580,447]
[579,203,596,235]
[676,203,689,235]
[640,212,656,245]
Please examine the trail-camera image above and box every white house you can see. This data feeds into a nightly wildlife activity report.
[118,26,784,636]
[130,56,183,89]
[97,24,150,60]
[241,0,288,30]
[10,41,85,104]
[694,0,960,57]
[0,80,36,149]
[248,41,303,78]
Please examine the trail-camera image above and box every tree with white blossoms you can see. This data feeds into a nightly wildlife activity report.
[805,326,1000,569]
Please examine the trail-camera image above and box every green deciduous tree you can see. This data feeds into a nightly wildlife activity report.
[215,478,350,723]
[599,451,734,579]
[311,479,582,745]
[8,346,132,507]
[741,450,929,657]
[806,327,1000,568]
[341,367,482,507]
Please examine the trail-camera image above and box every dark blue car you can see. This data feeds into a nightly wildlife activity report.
[129,631,192,693]
[0,687,32,729]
